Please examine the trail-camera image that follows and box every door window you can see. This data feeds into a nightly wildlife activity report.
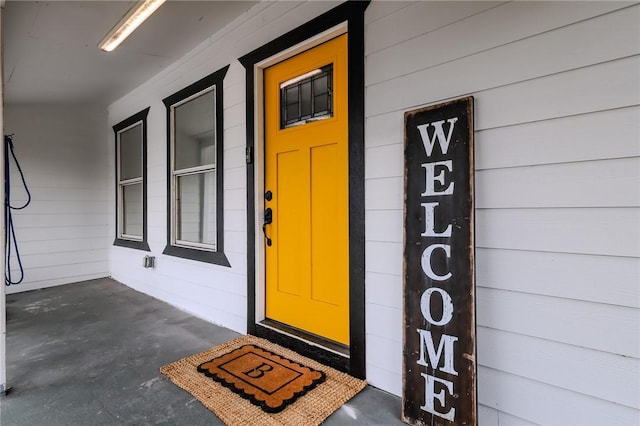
[280,64,333,128]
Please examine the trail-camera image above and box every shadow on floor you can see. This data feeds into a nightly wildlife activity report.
[0,278,403,425]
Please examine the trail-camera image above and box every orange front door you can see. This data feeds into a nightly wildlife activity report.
[263,34,349,345]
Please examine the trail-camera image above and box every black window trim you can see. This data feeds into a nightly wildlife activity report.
[113,107,150,251]
[162,65,230,267]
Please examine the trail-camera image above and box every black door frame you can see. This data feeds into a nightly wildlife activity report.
[239,1,369,379]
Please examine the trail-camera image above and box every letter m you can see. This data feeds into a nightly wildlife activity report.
[416,328,458,376]
[416,117,458,157]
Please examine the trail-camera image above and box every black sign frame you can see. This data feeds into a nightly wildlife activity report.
[402,97,476,426]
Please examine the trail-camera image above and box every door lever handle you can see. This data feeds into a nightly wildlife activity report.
[262,208,273,246]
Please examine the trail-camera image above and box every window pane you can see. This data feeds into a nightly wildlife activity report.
[280,64,333,128]
[314,93,329,115]
[176,171,216,246]
[174,89,215,170]
[300,81,312,118]
[285,85,299,125]
[286,84,299,106]
[119,123,142,180]
[122,183,143,237]
[313,74,327,95]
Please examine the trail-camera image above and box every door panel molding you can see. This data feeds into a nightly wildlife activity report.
[239,0,369,379]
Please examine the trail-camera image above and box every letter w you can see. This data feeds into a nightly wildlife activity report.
[417,117,458,157]
[416,328,458,376]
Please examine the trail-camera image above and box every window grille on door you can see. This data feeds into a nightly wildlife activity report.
[280,64,333,128]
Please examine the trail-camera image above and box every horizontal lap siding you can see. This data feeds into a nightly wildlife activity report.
[479,366,640,425]
[476,158,640,208]
[366,1,638,88]
[477,249,639,309]
[476,208,639,256]
[4,105,110,294]
[477,327,639,409]
[108,1,341,334]
[475,107,640,169]
[363,0,640,423]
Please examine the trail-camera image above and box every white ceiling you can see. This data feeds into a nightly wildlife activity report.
[2,0,257,106]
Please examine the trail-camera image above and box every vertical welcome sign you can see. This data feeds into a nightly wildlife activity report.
[402,97,476,426]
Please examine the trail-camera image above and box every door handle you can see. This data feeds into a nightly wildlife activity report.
[264,207,273,225]
[262,207,273,246]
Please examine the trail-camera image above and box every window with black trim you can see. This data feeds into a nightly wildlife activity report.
[113,107,150,251]
[162,65,230,266]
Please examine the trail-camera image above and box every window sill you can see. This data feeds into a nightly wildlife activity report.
[113,238,150,251]
[162,244,230,267]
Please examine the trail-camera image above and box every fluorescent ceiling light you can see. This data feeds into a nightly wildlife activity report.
[99,0,167,52]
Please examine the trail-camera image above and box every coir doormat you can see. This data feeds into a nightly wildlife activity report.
[160,335,367,426]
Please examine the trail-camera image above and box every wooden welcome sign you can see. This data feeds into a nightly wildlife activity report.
[402,97,476,426]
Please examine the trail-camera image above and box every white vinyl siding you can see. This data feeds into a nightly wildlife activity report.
[106,2,640,424]
[363,1,639,423]
[5,105,109,293]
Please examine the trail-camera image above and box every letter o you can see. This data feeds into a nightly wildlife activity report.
[420,288,454,326]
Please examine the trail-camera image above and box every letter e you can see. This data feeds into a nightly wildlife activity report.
[420,373,456,422]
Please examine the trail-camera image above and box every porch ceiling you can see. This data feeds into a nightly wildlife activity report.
[2,0,257,106]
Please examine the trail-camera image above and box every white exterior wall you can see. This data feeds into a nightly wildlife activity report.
[107,1,338,335]
[4,105,110,294]
[108,1,640,424]
[364,1,640,424]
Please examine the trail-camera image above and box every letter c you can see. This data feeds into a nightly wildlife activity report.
[421,244,452,281]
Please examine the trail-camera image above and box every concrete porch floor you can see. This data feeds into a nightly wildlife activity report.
[0,278,403,425]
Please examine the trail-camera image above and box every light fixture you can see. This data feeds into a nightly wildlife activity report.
[98,0,167,52]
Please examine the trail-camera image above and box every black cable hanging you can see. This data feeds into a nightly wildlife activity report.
[5,134,31,286]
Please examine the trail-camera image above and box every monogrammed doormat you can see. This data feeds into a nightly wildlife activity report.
[160,335,367,426]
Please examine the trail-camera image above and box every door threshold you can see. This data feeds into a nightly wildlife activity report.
[259,319,349,356]
[255,319,350,374]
